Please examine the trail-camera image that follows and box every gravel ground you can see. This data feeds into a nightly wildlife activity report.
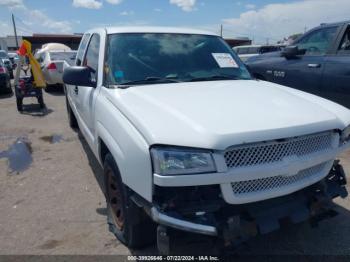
[0,83,350,256]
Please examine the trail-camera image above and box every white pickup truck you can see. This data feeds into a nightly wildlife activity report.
[63,27,350,254]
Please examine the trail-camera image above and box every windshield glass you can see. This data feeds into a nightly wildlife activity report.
[0,51,9,59]
[50,51,77,65]
[105,33,251,85]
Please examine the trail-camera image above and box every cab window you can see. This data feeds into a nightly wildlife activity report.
[296,26,337,55]
[76,34,90,66]
[83,34,100,84]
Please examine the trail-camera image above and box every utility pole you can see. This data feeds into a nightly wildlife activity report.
[12,13,19,49]
[220,24,223,37]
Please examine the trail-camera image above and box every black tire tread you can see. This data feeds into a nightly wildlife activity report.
[104,153,156,249]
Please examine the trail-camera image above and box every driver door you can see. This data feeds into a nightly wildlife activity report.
[75,33,101,145]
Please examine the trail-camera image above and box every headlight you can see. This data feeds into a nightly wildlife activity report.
[341,125,350,143]
[151,147,216,175]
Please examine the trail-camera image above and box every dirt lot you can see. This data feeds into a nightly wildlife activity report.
[0,84,350,256]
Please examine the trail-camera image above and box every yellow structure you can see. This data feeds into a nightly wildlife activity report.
[17,40,46,88]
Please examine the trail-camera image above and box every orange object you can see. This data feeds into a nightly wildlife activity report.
[17,43,27,56]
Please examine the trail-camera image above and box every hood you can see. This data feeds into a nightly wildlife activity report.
[107,80,350,150]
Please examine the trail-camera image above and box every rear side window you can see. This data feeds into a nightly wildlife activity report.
[76,34,90,66]
[260,46,280,53]
[237,47,248,54]
[338,26,350,54]
[83,34,100,83]
[248,47,260,54]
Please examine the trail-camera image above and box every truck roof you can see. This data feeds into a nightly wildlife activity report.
[95,26,218,36]
[319,20,350,28]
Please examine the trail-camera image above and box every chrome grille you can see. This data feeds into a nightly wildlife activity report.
[224,132,334,169]
[231,162,328,195]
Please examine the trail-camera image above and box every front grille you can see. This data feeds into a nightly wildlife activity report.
[231,162,328,195]
[224,131,334,169]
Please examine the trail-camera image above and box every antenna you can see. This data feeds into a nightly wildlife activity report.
[12,14,19,49]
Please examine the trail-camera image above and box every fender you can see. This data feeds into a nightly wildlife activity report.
[95,95,153,202]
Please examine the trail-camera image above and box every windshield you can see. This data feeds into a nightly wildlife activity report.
[105,33,251,86]
[0,51,9,59]
[50,51,77,65]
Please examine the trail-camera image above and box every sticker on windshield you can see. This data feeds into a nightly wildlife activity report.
[212,53,238,68]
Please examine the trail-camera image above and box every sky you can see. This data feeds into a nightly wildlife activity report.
[0,0,350,44]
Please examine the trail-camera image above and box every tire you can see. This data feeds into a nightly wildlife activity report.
[104,153,156,248]
[65,94,78,129]
[16,97,23,111]
[38,96,45,109]
[45,85,52,92]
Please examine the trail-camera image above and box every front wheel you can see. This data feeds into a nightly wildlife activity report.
[104,153,156,248]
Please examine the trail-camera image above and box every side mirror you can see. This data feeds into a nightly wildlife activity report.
[63,66,96,87]
[281,46,306,59]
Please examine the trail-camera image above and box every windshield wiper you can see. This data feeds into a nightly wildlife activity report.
[116,77,182,88]
[187,75,239,82]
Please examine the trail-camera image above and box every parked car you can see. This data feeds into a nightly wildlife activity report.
[8,52,20,65]
[246,20,350,109]
[0,59,12,94]
[35,44,77,88]
[63,27,350,254]
[233,45,283,62]
[0,50,14,79]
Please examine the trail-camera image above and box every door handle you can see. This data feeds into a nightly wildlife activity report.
[74,86,79,95]
[308,63,321,68]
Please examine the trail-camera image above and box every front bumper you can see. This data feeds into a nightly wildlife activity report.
[149,161,347,239]
[150,207,218,236]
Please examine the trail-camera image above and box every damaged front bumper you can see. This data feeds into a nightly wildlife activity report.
[148,161,348,241]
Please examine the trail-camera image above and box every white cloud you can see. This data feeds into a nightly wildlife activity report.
[245,4,256,10]
[0,20,13,36]
[120,10,134,16]
[170,0,196,12]
[28,10,72,34]
[0,0,24,9]
[106,0,123,4]
[222,0,350,43]
[154,8,162,12]
[0,1,73,35]
[72,0,102,9]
